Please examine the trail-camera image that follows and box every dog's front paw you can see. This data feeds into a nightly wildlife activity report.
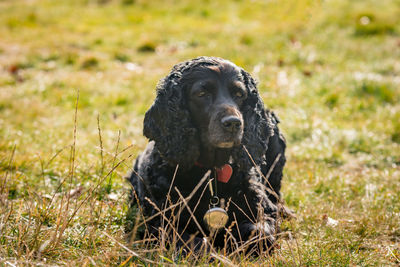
[237,221,277,255]
[249,222,276,243]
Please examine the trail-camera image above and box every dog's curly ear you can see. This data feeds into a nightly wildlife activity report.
[143,72,200,169]
[233,69,275,170]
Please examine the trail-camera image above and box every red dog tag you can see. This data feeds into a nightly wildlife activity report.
[216,164,233,183]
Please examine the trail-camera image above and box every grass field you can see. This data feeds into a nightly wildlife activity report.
[1,0,400,265]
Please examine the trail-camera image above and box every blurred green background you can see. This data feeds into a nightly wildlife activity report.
[0,0,399,265]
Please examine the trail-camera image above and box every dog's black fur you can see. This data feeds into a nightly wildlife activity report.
[127,57,286,253]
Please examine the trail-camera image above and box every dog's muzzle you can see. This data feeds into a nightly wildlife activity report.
[209,106,244,148]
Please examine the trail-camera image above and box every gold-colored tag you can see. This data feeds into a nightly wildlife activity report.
[203,207,228,231]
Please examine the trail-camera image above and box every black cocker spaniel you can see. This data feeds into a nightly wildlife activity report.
[127,56,287,255]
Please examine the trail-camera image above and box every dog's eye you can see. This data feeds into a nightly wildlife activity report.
[235,91,244,98]
[197,91,207,97]
[196,90,210,98]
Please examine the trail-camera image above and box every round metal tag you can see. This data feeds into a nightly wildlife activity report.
[203,207,228,231]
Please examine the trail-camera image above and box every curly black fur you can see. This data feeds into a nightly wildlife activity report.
[127,57,286,254]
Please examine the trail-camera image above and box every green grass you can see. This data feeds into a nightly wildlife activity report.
[1,0,399,265]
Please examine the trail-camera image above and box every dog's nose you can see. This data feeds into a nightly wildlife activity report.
[221,116,242,133]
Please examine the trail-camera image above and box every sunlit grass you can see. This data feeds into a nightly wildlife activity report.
[1,0,399,265]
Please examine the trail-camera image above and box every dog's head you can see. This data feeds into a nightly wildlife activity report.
[183,59,245,149]
[143,57,273,170]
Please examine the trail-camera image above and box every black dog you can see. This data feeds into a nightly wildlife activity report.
[127,57,286,254]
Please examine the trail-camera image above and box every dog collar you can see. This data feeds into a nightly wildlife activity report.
[195,162,233,183]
